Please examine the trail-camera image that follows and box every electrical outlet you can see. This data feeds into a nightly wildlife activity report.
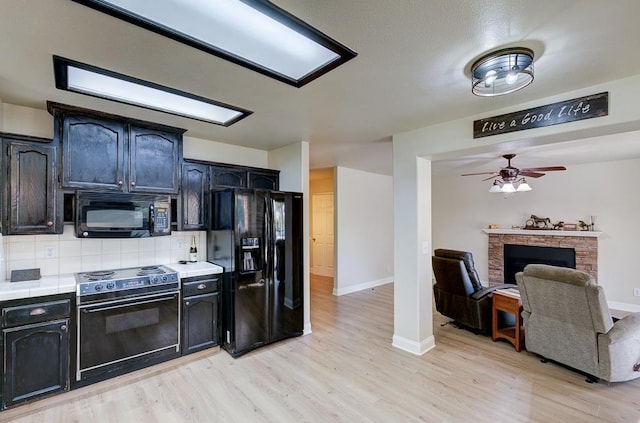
[44,246,56,259]
[176,240,183,251]
[634,288,640,297]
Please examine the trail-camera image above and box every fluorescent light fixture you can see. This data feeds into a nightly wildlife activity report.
[53,56,251,126]
[71,0,357,87]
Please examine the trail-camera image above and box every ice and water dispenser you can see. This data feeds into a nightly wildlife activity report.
[240,237,261,272]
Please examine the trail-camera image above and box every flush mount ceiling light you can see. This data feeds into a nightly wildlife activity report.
[53,56,251,126]
[71,0,357,87]
[471,47,534,96]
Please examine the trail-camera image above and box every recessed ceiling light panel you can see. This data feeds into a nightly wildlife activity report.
[53,56,252,126]
[71,0,357,87]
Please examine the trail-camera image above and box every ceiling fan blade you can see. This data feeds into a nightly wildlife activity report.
[520,166,566,172]
[461,172,498,176]
[520,171,545,178]
[481,174,500,181]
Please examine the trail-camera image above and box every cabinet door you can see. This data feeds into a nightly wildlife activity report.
[182,293,219,354]
[7,141,60,234]
[210,166,246,188]
[247,170,279,190]
[62,115,126,191]
[2,319,69,408]
[180,163,209,230]
[129,126,180,194]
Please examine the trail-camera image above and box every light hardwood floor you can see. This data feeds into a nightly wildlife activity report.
[2,275,639,422]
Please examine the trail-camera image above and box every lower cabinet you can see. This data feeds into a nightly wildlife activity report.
[1,297,71,410]
[181,275,220,355]
[2,320,69,409]
[182,293,219,354]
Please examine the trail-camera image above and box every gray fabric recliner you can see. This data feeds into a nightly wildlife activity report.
[516,264,640,382]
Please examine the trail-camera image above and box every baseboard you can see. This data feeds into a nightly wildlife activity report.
[303,323,312,335]
[391,334,435,356]
[608,301,640,313]
[332,277,393,296]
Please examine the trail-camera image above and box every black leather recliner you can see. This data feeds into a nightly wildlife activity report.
[432,249,512,333]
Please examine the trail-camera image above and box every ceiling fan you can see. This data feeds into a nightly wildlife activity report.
[461,154,566,192]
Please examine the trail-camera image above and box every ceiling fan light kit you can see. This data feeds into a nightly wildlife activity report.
[462,154,566,194]
[471,47,534,96]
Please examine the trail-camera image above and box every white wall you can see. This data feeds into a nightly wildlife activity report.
[1,103,52,138]
[432,157,640,310]
[183,135,268,168]
[335,167,394,295]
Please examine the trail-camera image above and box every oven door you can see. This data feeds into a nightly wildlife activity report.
[77,291,180,381]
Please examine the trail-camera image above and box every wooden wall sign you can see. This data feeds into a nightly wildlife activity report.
[473,92,608,138]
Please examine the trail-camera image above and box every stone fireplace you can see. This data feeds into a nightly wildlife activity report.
[485,229,600,285]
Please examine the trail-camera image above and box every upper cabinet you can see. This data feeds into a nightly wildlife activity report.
[179,162,209,230]
[129,125,180,194]
[247,170,279,190]
[49,102,184,194]
[60,115,126,191]
[209,165,246,189]
[1,134,61,235]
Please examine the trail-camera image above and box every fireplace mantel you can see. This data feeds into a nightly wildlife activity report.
[483,228,602,238]
[485,229,599,285]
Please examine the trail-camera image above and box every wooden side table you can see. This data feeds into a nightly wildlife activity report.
[492,289,524,352]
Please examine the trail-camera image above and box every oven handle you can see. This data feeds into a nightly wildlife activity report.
[80,292,179,313]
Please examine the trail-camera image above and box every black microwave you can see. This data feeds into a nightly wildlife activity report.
[76,192,171,238]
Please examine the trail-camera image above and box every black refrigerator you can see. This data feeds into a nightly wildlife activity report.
[207,188,303,357]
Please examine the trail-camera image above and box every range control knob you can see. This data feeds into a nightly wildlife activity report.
[94,284,103,291]
[162,275,167,281]
[106,282,115,290]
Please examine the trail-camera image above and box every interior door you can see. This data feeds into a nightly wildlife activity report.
[311,193,334,277]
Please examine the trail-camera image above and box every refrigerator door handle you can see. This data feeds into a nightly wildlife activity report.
[238,279,266,290]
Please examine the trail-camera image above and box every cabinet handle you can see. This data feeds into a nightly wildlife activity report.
[185,301,190,306]
[131,181,136,187]
[61,325,67,331]
[47,221,53,227]
[118,180,123,186]
[29,308,46,316]
[197,284,207,290]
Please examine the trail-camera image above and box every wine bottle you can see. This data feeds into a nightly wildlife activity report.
[189,236,198,262]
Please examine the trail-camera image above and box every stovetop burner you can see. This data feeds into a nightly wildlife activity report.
[83,270,115,281]
[76,265,179,300]
[137,266,166,276]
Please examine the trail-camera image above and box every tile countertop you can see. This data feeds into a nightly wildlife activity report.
[165,261,224,278]
[0,274,77,302]
[0,262,225,302]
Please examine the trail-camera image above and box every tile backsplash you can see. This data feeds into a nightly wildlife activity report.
[0,224,206,280]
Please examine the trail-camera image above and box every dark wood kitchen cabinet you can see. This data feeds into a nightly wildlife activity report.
[1,134,61,235]
[247,169,279,190]
[129,125,180,194]
[181,275,220,355]
[59,114,126,191]
[209,165,246,188]
[179,162,209,230]
[1,298,71,409]
[48,102,184,194]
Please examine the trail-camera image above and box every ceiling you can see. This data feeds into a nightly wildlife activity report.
[2,1,640,176]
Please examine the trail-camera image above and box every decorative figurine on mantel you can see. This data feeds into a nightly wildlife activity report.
[578,220,591,231]
[553,221,564,230]
[525,214,552,229]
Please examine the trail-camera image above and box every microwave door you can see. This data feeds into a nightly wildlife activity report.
[79,203,147,238]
